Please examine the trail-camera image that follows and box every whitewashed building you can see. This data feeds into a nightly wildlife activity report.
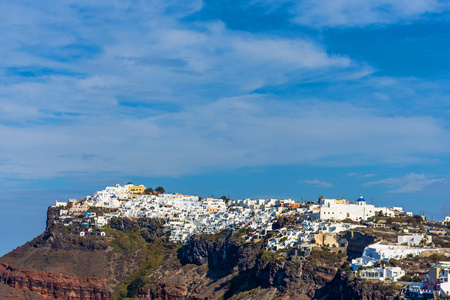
[398,234,432,246]
[54,200,67,207]
[352,242,437,270]
[319,195,401,222]
[358,267,405,281]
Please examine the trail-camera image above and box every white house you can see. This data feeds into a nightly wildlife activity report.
[440,282,450,297]
[358,267,405,281]
[319,195,401,222]
[54,200,67,207]
[352,242,437,270]
[320,195,376,221]
[398,234,432,246]
[95,216,108,227]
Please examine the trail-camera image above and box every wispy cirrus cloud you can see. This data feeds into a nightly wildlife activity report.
[364,173,445,193]
[257,0,447,28]
[347,173,376,178]
[303,179,333,188]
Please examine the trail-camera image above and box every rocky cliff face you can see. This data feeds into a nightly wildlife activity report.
[324,271,401,300]
[0,263,111,300]
[142,231,347,299]
[140,283,207,300]
[0,207,402,300]
[343,230,376,259]
[109,217,166,243]
[180,230,262,272]
[139,229,401,300]
[271,215,299,230]
[0,207,163,299]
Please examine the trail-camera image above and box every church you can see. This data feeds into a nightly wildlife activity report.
[319,195,389,221]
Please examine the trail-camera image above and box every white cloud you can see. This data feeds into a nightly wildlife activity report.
[303,179,333,188]
[362,173,376,178]
[347,173,376,178]
[289,0,445,27]
[0,95,449,179]
[364,173,445,193]
[0,0,370,127]
[0,1,448,181]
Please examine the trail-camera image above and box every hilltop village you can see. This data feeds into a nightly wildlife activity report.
[51,183,450,299]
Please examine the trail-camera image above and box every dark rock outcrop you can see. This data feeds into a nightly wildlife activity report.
[323,270,401,300]
[109,217,166,242]
[180,230,263,273]
[343,230,376,259]
[178,233,345,299]
[272,214,299,230]
[30,229,109,251]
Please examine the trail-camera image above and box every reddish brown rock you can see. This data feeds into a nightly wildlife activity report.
[0,263,111,299]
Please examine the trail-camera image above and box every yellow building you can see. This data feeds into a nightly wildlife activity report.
[128,185,146,194]
[207,207,220,214]
[68,199,78,208]
[315,233,339,248]
[332,198,348,204]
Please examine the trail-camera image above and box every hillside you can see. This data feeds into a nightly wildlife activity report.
[0,206,402,300]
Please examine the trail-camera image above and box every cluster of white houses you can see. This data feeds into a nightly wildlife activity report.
[349,233,436,283]
[54,185,408,245]
[53,184,417,246]
[267,220,360,252]
[351,235,435,271]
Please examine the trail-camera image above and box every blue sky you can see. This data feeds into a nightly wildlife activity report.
[1,0,450,255]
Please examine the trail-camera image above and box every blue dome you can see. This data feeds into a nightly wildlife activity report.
[357,195,365,202]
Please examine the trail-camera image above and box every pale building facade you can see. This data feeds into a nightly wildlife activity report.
[320,195,376,221]
[358,267,405,281]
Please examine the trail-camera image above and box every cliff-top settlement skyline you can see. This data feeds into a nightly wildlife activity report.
[1,0,450,260]
[2,182,450,299]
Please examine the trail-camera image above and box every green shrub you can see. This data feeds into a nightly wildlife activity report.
[127,277,144,298]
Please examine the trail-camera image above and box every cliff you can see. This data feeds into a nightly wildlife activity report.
[342,230,376,259]
[0,263,111,299]
[0,207,168,299]
[0,207,403,300]
[325,270,401,300]
[135,230,347,299]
